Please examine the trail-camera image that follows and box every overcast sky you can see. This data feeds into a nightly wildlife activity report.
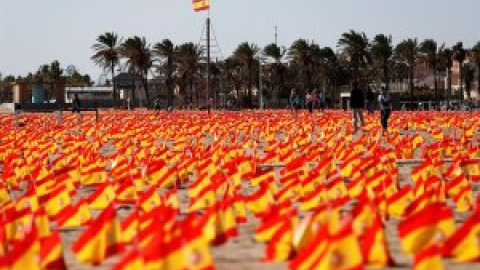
[1,0,479,81]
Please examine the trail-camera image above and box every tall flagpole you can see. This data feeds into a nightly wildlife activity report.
[206,7,211,108]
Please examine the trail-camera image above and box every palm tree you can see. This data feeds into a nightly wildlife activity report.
[318,47,341,106]
[176,42,203,107]
[219,57,242,108]
[92,32,121,100]
[470,41,480,97]
[453,42,467,103]
[439,48,453,103]
[153,39,176,109]
[263,43,286,106]
[337,30,372,84]
[419,39,440,106]
[464,63,475,100]
[370,34,393,90]
[233,42,260,106]
[288,39,318,92]
[395,38,418,109]
[120,36,153,106]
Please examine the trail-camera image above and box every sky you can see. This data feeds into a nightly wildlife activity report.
[1,0,479,81]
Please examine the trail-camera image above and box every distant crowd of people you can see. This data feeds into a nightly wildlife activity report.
[289,83,392,136]
[289,89,326,114]
[349,82,392,136]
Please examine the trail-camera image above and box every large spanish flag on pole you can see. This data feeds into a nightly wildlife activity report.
[193,0,210,12]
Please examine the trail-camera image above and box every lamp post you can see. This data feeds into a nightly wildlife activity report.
[259,60,264,110]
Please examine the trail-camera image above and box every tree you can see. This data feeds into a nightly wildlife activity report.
[419,39,440,106]
[288,39,318,92]
[219,57,242,108]
[153,39,176,108]
[318,47,343,106]
[0,74,14,102]
[453,42,467,103]
[370,34,393,90]
[337,30,372,84]
[439,48,453,103]
[263,43,286,106]
[92,32,121,100]
[464,63,475,100]
[65,66,92,87]
[470,41,480,97]
[176,42,204,107]
[233,42,260,106]
[120,36,153,106]
[395,38,418,109]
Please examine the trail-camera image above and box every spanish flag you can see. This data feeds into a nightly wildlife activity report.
[442,210,480,262]
[182,220,215,270]
[360,214,394,268]
[54,198,92,229]
[413,244,445,270]
[398,203,455,255]
[111,249,144,270]
[8,220,41,270]
[86,182,116,210]
[289,223,329,270]
[311,218,364,270]
[265,219,295,262]
[71,205,124,265]
[40,231,67,270]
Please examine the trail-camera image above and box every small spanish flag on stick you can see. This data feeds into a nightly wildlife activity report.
[193,0,210,12]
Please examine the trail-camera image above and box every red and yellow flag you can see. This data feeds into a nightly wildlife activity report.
[71,205,124,265]
[442,210,480,262]
[398,203,455,255]
[413,244,445,270]
[192,0,210,12]
[8,220,41,270]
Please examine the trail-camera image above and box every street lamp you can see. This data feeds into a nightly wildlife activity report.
[259,60,264,110]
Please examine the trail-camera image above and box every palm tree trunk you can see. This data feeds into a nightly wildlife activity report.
[383,62,389,91]
[447,68,452,103]
[167,62,173,109]
[434,68,438,108]
[248,66,253,106]
[144,72,150,107]
[459,63,464,104]
[132,80,136,107]
[111,64,116,100]
[167,78,172,109]
[409,65,414,109]
[477,63,480,97]
[194,79,199,108]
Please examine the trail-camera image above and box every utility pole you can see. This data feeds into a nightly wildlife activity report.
[275,26,278,46]
[259,61,263,110]
[206,16,211,107]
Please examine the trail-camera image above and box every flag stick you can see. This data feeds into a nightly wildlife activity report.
[205,3,211,109]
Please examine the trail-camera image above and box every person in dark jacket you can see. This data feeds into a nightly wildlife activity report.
[350,82,365,133]
[378,86,392,136]
[72,93,81,113]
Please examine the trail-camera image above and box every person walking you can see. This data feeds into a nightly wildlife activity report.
[306,91,314,114]
[316,90,326,111]
[72,93,81,113]
[207,98,213,114]
[126,97,131,111]
[153,96,161,113]
[366,86,375,114]
[350,82,365,133]
[290,88,300,116]
[378,86,392,136]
